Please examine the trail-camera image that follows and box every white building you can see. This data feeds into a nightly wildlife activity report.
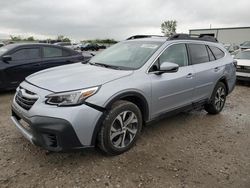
[189,27,250,45]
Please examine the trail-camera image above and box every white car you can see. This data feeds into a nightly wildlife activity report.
[234,49,250,81]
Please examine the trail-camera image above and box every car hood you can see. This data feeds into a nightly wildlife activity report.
[235,59,250,66]
[26,63,133,92]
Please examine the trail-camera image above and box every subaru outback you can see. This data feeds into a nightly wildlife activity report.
[11,34,236,155]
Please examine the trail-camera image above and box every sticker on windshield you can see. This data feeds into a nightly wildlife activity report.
[140,44,158,49]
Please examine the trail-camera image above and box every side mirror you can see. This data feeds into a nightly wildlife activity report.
[2,55,12,62]
[157,62,179,74]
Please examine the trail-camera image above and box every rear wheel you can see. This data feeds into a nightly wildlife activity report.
[98,100,142,155]
[205,82,227,114]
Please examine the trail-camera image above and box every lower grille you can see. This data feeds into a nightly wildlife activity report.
[15,87,38,110]
[43,134,58,148]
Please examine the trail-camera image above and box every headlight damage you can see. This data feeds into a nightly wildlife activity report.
[46,86,99,106]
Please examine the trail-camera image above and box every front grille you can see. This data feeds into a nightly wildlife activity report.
[237,66,250,73]
[15,87,38,110]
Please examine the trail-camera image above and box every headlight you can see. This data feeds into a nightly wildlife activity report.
[46,86,99,106]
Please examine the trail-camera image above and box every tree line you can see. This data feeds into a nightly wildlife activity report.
[8,20,177,43]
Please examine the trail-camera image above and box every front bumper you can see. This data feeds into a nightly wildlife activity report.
[10,81,103,151]
[236,72,250,81]
[11,108,84,151]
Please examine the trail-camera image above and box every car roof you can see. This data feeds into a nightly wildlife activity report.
[3,43,76,51]
[126,37,221,46]
[5,43,60,47]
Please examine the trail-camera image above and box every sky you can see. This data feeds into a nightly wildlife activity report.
[0,0,250,41]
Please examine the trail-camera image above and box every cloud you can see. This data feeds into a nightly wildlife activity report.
[0,0,249,41]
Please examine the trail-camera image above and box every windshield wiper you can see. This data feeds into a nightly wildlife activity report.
[89,62,121,70]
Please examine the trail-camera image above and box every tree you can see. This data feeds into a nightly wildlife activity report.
[81,39,118,44]
[10,35,22,41]
[57,35,71,42]
[26,36,35,41]
[161,20,177,37]
[9,35,35,41]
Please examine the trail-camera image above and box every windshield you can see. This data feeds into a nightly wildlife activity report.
[241,41,250,46]
[89,40,163,70]
[0,44,17,56]
[235,51,250,60]
[0,47,9,56]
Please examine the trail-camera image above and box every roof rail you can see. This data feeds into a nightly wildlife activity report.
[126,35,164,40]
[167,34,218,43]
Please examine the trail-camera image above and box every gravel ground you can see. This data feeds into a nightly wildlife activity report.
[0,83,249,188]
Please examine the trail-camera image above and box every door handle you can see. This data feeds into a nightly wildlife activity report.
[186,73,193,78]
[214,67,220,72]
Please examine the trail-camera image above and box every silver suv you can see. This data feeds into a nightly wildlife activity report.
[11,34,236,155]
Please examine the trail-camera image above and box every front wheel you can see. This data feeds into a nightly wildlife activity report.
[205,82,227,114]
[98,100,142,155]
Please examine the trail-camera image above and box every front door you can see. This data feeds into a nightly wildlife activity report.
[5,47,41,87]
[149,43,195,118]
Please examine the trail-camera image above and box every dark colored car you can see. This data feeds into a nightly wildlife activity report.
[80,43,99,51]
[0,42,5,48]
[97,44,106,49]
[0,43,88,90]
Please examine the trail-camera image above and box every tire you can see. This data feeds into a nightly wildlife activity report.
[205,82,227,114]
[98,100,142,155]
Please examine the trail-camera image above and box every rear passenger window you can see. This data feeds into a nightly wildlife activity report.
[43,47,71,58]
[11,48,40,61]
[206,46,216,61]
[188,44,209,65]
[209,46,225,59]
[62,49,71,56]
[43,47,63,58]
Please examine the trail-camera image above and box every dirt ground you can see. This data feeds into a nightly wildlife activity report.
[0,83,249,188]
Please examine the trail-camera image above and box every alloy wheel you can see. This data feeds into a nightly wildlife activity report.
[110,111,138,148]
[214,87,226,111]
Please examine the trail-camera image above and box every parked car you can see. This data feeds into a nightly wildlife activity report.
[72,43,81,50]
[234,49,250,81]
[0,42,5,48]
[97,44,107,49]
[11,34,236,155]
[240,41,250,50]
[0,43,88,90]
[54,42,73,49]
[224,43,239,53]
[80,43,99,51]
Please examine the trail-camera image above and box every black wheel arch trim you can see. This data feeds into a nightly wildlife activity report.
[217,76,229,95]
[90,91,149,146]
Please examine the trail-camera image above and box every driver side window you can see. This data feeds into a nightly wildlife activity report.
[159,43,188,67]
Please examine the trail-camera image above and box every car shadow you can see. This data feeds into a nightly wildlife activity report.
[236,80,250,87]
[0,90,16,97]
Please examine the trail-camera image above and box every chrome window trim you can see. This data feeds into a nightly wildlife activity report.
[146,41,227,74]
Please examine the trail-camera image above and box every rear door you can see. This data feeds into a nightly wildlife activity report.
[187,43,224,102]
[149,43,196,118]
[40,46,82,70]
[5,47,42,87]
